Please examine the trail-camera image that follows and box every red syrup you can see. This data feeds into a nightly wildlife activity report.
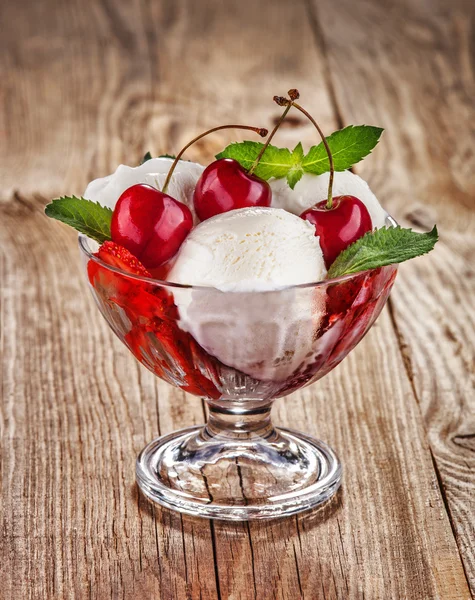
[88,255,397,400]
[274,266,398,397]
[88,256,221,399]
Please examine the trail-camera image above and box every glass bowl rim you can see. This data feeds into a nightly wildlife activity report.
[78,215,397,292]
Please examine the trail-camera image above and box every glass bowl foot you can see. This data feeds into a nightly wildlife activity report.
[136,425,341,520]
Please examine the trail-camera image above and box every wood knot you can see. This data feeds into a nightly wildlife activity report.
[451,433,475,453]
[404,207,435,230]
[271,114,305,128]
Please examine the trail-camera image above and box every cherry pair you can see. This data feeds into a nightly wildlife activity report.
[111,89,372,271]
[272,95,372,268]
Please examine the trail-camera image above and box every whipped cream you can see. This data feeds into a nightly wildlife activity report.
[270,170,388,228]
[83,157,203,221]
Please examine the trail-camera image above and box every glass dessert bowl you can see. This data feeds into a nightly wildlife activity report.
[48,91,437,520]
[79,229,398,520]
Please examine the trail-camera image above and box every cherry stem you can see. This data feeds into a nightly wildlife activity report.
[292,102,334,208]
[274,96,335,209]
[247,103,293,176]
[162,125,268,194]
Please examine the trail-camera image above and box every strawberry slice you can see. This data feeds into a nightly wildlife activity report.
[88,241,178,322]
[88,241,151,304]
[89,242,221,399]
[125,322,221,399]
[97,241,151,276]
[124,286,178,323]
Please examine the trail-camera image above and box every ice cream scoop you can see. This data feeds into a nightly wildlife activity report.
[169,206,326,292]
[169,207,327,381]
[83,158,204,221]
[270,170,388,229]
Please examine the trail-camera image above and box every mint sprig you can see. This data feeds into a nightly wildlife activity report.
[216,141,293,180]
[216,125,383,189]
[140,152,177,165]
[140,151,153,164]
[327,225,439,278]
[45,197,113,243]
[286,142,305,188]
[302,125,383,175]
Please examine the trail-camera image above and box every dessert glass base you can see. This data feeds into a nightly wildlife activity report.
[136,400,341,520]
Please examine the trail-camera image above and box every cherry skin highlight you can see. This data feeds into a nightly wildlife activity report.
[193,158,272,221]
[111,184,193,269]
[301,195,373,269]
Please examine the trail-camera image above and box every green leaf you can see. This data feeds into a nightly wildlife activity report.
[216,142,292,180]
[44,197,113,244]
[216,125,383,186]
[286,142,305,189]
[287,168,304,189]
[140,151,153,164]
[328,225,438,278]
[159,153,177,160]
[302,125,383,174]
[291,141,304,162]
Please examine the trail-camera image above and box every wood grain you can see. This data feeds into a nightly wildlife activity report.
[1,0,474,598]
[312,0,475,593]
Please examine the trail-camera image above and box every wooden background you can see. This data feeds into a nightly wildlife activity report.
[1,0,474,598]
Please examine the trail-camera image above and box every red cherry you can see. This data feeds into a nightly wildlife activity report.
[111,184,193,269]
[301,195,373,268]
[193,158,271,221]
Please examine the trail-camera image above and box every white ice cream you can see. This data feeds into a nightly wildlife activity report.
[169,207,326,292]
[83,157,204,220]
[169,207,327,381]
[270,170,388,229]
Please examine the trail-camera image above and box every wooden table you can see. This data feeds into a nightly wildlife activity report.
[2,0,474,598]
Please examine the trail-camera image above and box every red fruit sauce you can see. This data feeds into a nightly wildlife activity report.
[88,255,397,400]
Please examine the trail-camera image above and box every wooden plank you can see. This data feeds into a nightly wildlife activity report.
[1,0,220,596]
[1,0,330,596]
[1,0,473,599]
[0,203,219,599]
[310,0,475,594]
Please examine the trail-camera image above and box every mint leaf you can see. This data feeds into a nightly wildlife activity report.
[327,225,438,278]
[140,151,153,164]
[287,168,304,189]
[216,142,292,180]
[141,153,177,164]
[217,125,383,185]
[286,142,305,189]
[291,141,304,162]
[303,125,383,174]
[45,197,113,244]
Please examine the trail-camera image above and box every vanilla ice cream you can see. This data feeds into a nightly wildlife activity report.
[270,170,388,229]
[83,157,204,220]
[169,207,326,292]
[169,207,327,381]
